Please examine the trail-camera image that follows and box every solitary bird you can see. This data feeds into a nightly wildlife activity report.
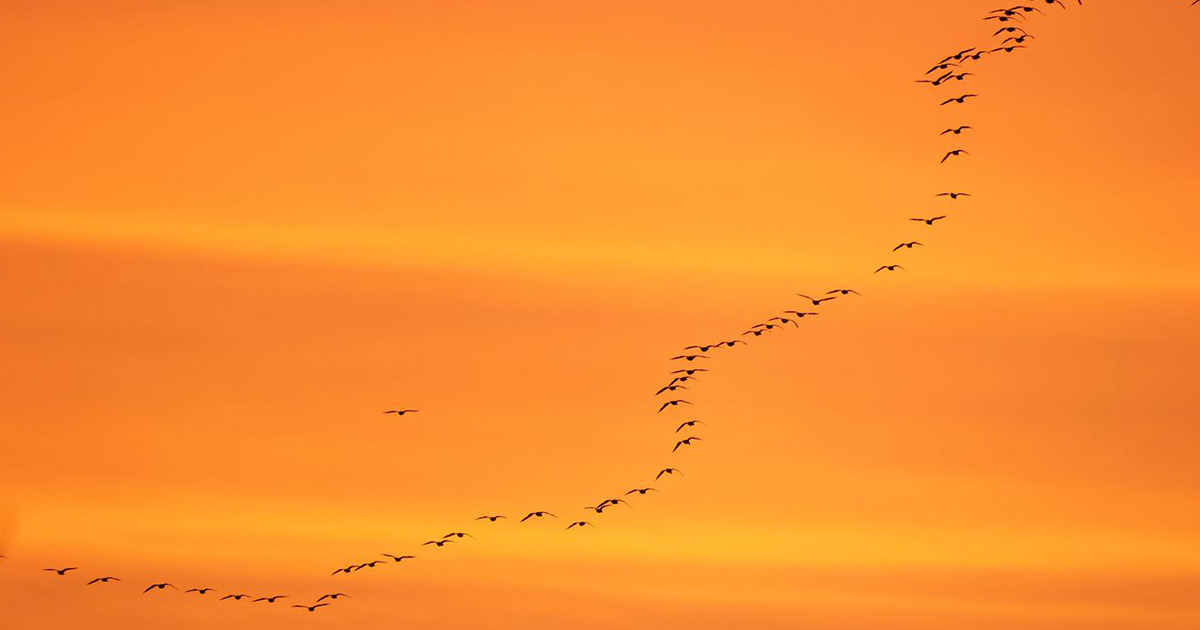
[671,354,708,362]
[941,125,972,135]
[875,264,906,273]
[658,399,692,413]
[940,94,979,106]
[626,487,658,495]
[382,554,416,562]
[221,594,252,601]
[144,583,176,593]
[676,420,706,433]
[797,293,837,306]
[443,532,474,539]
[827,288,860,296]
[422,540,455,548]
[567,521,593,530]
[519,511,557,522]
[941,149,970,163]
[673,437,703,452]
[87,577,120,585]
[384,409,419,416]
[655,468,683,480]
[475,515,506,522]
[893,241,924,251]
[655,384,689,396]
[991,44,1027,54]
[255,595,288,603]
[910,216,947,225]
[44,567,77,576]
[317,593,351,602]
[186,588,215,595]
[671,368,708,376]
[937,191,971,200]
[293,604,330,612]
[719,339,748,348]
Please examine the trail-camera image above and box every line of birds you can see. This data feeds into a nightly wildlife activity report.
[6,0,1197,618]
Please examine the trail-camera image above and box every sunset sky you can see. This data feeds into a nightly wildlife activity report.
[2,1,1200,628]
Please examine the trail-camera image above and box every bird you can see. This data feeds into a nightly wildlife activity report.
[626,487,658,495]
[940,94,979,106]
[87,577,120,585]
[255,595,288,603]
[383,409,419,416]
[598,498,631,508]
[676,420,706,433]
[743,324,782,336]
[382,553,416,562]
[925,61,959,74]
[655,468,683,480]
[910,216,947,225]
[658,399,692,412]
[664,376,698,387]
[331,564,359,575]
[797,293,837,306]
[673,437,703,452]
[655,384,689,396]
[520,511,557,522]
[683,343,725,353]
[671,368,708,376]
[186,588,215,594]
[915,71,954,86]
[221,594,252,601]
[44,567,77,576]
[875,265,906,273]
[293,604,330,612]
[423,539,456,547]
[354,560,387,569]
[826,288,860,296]
[671,354,708,362]
[768,317,803,327]
[567,521,593,529]
[718,339,748,348]
[317,593,350,602]
[937,192,971,199]
[893,241,924,251]
[941,149,970,163]
[1002,34,1034,45]
[143,583,176,593]
[475,515,506,522]
[443,532,474,539]
[941,125,972,135]
[944,72,975,82]
[781,311,819,319]
[991,44,1027,54]
[994,25,1031,36]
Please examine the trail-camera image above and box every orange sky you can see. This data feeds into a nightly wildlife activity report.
[2,1,1200,628]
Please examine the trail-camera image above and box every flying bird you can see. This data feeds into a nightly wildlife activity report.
[781,311,819,319]
[658,399,693,412]
[382,554,416,562]
[655,468,683,480]
[143,583,176,593]
[940,94,979,106]
[567,521,593,529]
[442,532,474,539]
[875,265,906,273]
[317,593,350,602]
[941,125,972,135]
[910,216,947,225]
[673,437,703,452]
[186,588,215,594]
[44,567,77,576]
[670,354,709,362]
[937,191,971,199]
[676,420,706,432]
[626,487,658,495]
[475,515,506,522]
[354,560,387,569]
[671,368,708,376]
[797,293,837,306]
[332,565,358,575]
[87,577,120,585]
[383,409,419,416]
[293,604,330,612]
[827,288,860,296]
[519,511,557,522]
[655,384,689,396]
[893,241,924,251]
[221,594,252,601]
[941,149,970,163]
[422,540,455,547]
[255,595,288,603]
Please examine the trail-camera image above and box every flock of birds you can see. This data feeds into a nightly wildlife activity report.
[3,0,1196,618]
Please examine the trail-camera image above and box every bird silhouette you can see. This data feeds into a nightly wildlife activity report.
[676,420,706,433]
[937,191,971,199]
[567,521,594,530]
[475,515,506,522]
[422,539,455,547]
[940,94,979,106]
[382,554,416,562]
[781,311,820,319]
[332,564,359,575]
[143,583,176,593]
[87,577,120,585]
[626,487,658,495]
[797,293,837,306]
[658,399,693,412]
[893,241,924,251]
[293,604,330,612]
[670,354,709,362]
[519,511,557,523]
[827,288,860,296]
[221,594,252,601]
[673,437,703,452]
[186,588,215,594]
[255,595,288,603]
[44,567,77,576]
[941,149,970,163]
[383,409,419,416]
[443,532,474,539]
[941,125,973,135]
[655,384,689,396]
[655,468,683,480]
[875,265,906,273]
[910,216,947,225]
[670,368,708,376]
[317,593,350,602]
[354,560,386,569]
